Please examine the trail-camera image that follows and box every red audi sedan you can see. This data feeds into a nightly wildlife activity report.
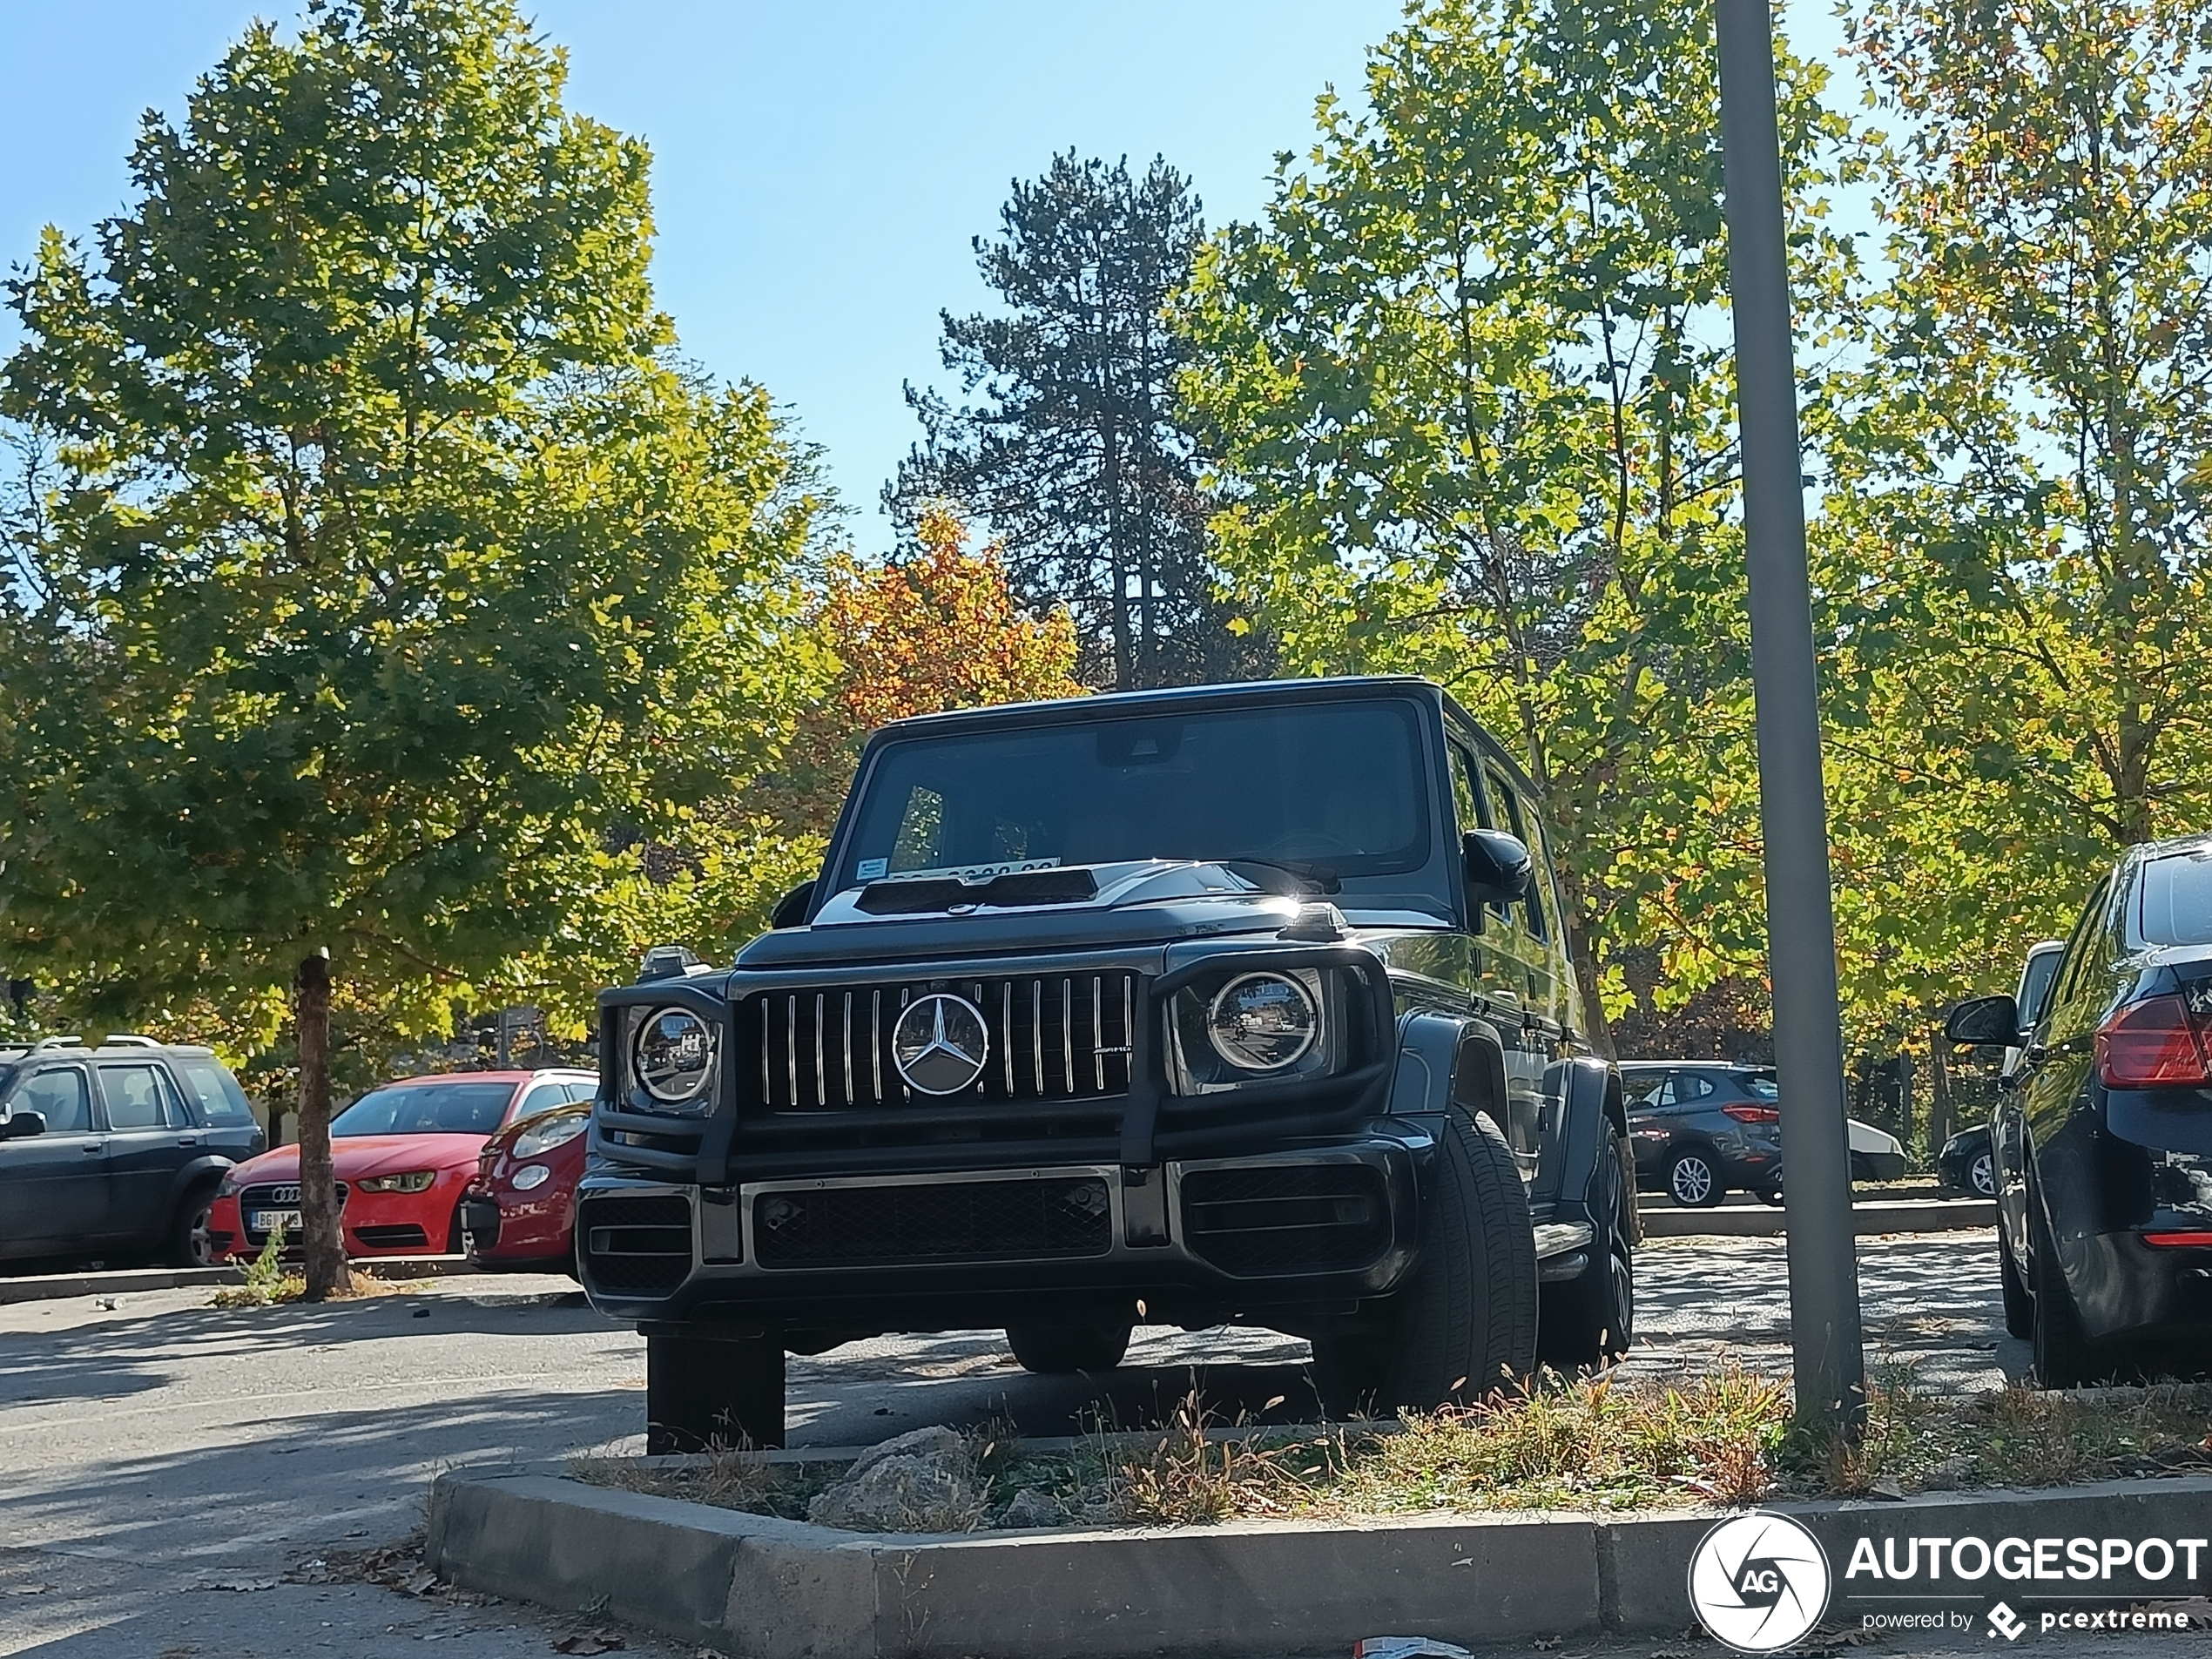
[459,1096,592,1271]
[207,1069,597,1261]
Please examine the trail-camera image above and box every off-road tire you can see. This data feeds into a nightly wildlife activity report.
[1665,1147,1724,1208]
[165,1181,219,1268]
[1312,1106,1538,1415]
[1005,1322,1132,1374]
[2029,1191,2104,1388]
[645,1331,786,1451]
[1997,1227,2033,1340]
[1539,1119,1635,1370]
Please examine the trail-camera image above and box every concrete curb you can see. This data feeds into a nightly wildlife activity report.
[0,1254,481,1305]
[1642,1198,1993,1238]
[425,1464,2212,1657]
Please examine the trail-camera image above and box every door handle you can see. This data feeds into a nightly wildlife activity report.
[177,1136,199,1147]
[81,1142,102,1154]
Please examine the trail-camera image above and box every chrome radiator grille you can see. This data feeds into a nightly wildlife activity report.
[738,972,1136,1111]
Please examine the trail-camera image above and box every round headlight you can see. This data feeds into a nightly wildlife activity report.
[510,1163,552,1190]
[1206,972,1318,1071]
[634,1007,716,1107]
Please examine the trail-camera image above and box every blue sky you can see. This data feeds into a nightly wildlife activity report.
[2,1,1856,547]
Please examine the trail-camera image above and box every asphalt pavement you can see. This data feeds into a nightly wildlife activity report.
[0,1231,2074,1656]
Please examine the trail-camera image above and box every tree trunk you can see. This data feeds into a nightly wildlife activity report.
[295,951,352,1301]
[1549,860,1618,1062]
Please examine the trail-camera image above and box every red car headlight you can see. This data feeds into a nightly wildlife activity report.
[356,1170,437,1193]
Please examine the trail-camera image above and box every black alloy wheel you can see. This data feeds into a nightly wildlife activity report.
[1539,1118,1635,1369]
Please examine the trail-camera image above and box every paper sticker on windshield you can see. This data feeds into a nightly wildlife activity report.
[873,857,1061,885]
[855,858,888,880]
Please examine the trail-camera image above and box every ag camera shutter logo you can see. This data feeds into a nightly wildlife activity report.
[1688,1511,1832,1652]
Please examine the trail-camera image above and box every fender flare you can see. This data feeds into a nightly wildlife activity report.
[161,1155,236,1224]
[1538,1055,1633,1242]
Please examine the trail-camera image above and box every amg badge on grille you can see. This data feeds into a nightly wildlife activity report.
[892,993,990,1095]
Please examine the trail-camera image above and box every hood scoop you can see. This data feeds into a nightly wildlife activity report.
[853,866,1102,916]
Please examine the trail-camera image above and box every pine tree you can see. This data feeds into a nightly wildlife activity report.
[887,153,1260,691]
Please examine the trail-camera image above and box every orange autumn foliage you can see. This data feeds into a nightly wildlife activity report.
[767,508,1083,834]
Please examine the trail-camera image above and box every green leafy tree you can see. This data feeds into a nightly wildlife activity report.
[1178,0,1843,1038]
[0,0,822,1297]
[889,153,1259,690]
[1804,0,2212,1032]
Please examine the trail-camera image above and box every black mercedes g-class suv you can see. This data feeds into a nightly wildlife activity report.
[577,677,1634,1449]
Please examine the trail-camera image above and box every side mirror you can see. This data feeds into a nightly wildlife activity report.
[1945,993,2022,1049]
[1462,829,1532,907]
[770,878,817,929]
[0,1110,47,1141]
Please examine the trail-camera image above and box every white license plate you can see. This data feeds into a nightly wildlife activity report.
[249,1210,303,1233]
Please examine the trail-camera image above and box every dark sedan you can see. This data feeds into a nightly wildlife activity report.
[1621,1062,1785,1207]
[1949,834,2212,1386]
[1939,1125,1995,1197]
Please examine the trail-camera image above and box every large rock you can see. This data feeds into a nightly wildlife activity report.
[806,1426,982,1533]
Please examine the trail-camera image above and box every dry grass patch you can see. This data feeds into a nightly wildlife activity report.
[567,1364,2212,1535]
[207,1228,403,1308]
[1819,1364,2212,1494]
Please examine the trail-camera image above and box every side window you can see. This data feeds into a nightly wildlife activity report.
[888,786,944,872]
[6,1068,91,1133]
[98,1063,182,1130]
[1635,1075,1675,1109]
[1675,1073,1717,1105]
[177,1057,259,1126]
[1481,762,1542,938]
[1447,741,1482,839]
[2046,879,2113,1039]
[1513,793,1553,943]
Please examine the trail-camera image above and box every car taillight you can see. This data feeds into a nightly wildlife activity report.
[2096,995,2212,1089]
[2143,1231,2212,1247]
[1722,1103,1782,1123]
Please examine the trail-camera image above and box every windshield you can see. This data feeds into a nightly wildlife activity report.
[842,700,1432,889]
[333,1080,516,1136]
[2141,851,2212,948]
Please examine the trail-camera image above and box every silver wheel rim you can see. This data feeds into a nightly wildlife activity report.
[1972,1152,1995,1197]
[1671,1157,1713,1205]
[187,1204,213,1266]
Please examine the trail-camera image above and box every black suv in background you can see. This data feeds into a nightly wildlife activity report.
[577,677,1635,1449]
[1621,1062,1785,1207]
[0,1036,266,1265]
[1949,833,2212,1386]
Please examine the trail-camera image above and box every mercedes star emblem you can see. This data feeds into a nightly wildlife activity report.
[891,992,991,1095]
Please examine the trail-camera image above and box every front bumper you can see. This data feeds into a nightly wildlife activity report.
[577,1134,1426,1332]
[462,1185,574,1265]
[209,1182,463,1259]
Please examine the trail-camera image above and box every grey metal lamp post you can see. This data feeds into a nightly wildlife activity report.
[1714,0,1868,1438]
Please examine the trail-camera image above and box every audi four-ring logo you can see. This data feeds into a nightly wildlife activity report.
[891,993,991,1095]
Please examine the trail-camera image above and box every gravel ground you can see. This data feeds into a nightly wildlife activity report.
[0,1231,2048,1656]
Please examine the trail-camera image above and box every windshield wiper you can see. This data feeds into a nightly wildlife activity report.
[1222,856,1341,895]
